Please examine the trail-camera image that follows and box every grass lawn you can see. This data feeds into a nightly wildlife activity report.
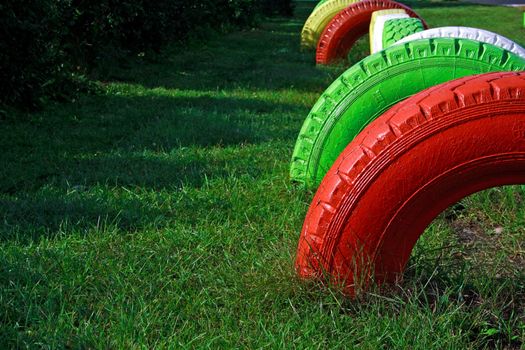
[1,1,525,348]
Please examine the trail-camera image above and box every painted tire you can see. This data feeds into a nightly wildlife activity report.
[395,27,525,59]
[369,9,407,34]
[381,18,424,51]
[301,0,361,50]
[296,71,525,293]
[291,38,525,188]
[314,0,331,10]
[369,11,409,54]
[316,0,427,64]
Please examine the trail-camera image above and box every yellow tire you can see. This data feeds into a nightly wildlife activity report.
[368,9,407,52]
[301,0,361,50]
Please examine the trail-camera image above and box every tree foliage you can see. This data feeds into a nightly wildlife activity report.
[0,0,294,110]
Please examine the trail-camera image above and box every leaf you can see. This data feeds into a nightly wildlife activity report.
[480,328,499,336]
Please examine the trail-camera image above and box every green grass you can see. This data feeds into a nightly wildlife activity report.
[1,1,525,348]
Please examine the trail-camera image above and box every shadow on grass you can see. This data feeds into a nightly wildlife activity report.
[0,93,305,191]
[0,92,300,243]
[401,257,525,348]
[49,93,303,149]
[0,162,236,243]
[0,190,167,243]
[97,10,336,92]
[0,3,328,245]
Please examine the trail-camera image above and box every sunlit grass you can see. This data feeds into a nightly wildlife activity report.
[1,1,525,348]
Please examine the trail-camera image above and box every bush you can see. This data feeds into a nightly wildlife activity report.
[260,0,294,17]
[0,0,68,109]
[0,0,294,110]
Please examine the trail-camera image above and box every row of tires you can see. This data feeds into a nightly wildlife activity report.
[293,0,525,294]
[301,0,525,64]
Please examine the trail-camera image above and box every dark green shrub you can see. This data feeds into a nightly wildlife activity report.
[54,0,269,66]
[0,0,69,109]
[0,0,294,110]
[259,0,294,17]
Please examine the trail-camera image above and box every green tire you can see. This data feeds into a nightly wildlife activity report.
[382,17,424,49]
[290,38,525,189]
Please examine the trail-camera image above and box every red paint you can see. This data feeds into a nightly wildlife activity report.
[295,72,525,294]
[316,0,428,65]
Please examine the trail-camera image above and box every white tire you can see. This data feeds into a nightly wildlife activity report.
[395,26,525,59]
[369,10,408,53]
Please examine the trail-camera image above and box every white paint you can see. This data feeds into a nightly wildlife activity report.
[394,26,525,59]
[370,13,409,54]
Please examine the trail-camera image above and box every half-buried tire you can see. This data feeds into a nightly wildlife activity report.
[316,0,427,64]
[314,0,332,10]
[291,38,525,189]
[301,0,361,50]
[393,26,525,59]
[296,71,525,294]
[380,17,424,52]
[369,10,408,54]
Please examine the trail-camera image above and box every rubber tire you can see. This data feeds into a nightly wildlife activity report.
[395,27,525,60]
[301,0,361,50]
[296,71,525,293]
[381,18,424,51]
[291,38,525,189]
[369,12,409,54]
[316,0,427,64]
[314,0,331,10]
[369,9,407,35]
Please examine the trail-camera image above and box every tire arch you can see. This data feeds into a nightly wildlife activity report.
[393,26,525,59]
[291,38,525,189]
[369,10,408,53]
[316,0,427,64]
[301,0,362,50]
[296,71,525,293]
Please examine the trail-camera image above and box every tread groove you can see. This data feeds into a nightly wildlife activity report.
[291,38,525,188]
[296,72,525,292]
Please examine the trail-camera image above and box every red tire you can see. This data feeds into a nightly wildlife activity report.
[296,72,525,293]
[316,0,427,64]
